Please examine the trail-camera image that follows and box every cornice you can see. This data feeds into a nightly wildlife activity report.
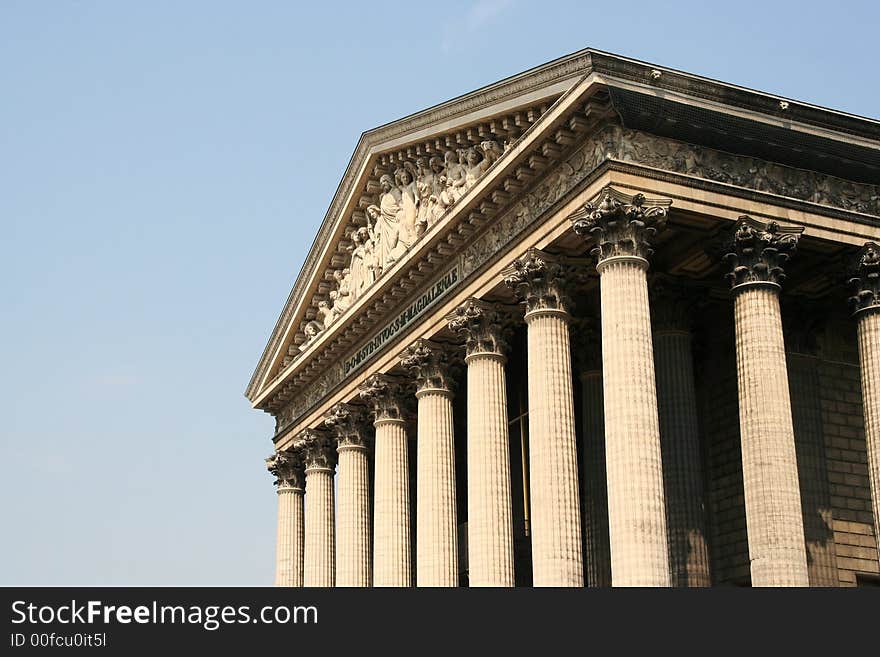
[247,47,880,404]
[244,53,596,402]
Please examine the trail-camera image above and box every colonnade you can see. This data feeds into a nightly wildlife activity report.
[268,189,880,587]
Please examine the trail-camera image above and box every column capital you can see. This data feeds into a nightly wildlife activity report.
[298,430,337,472]
[650,277,698,333]
[358,373,408,423]
[569,186,671,265]
[266,450,305,491]
[502,248,578,318]
[399,339,456,395]
[324,403,369,451]
[848,241,880,318]
[723,216,803,292]
[446,298,512,359]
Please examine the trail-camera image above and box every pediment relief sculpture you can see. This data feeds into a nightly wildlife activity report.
[280,111,880,380]
[294,139,511,356]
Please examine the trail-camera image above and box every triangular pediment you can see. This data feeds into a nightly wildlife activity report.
[246,53,604,405]
[247,48,880,413]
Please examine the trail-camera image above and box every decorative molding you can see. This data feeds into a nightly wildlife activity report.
[446,298,513,358]
[462,122,879,283]
[399,339,456,394]
[502,248,577,316]
[324,403,369,450]
[849,241,880,317]
[291,142,510,360]
[358,374,408,423]
[245,57,587,401]
[271,121,878,433]
[570,186,671,263]
[342,264,461,379]
[299,430,337,471]
[249,49,880,404]
[723,216,804,291]
[276,362,344,430]
[602,123,880,215]
[265,450,305,490]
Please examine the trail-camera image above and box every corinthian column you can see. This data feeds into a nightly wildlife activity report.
[849,241,880,561]
[301,431,336,587]
[447,299,516,586]
[651,279,711,587]
[267,450,304,587]
[570,186,671,587]
[400,339,459,587]
[359,374,412,587]
[503,250,583,586]
[723,216,808,586]
[325,403,371,587]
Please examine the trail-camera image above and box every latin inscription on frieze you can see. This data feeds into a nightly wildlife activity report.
[342,263,461,378]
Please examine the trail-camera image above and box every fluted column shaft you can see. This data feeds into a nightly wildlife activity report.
[416,388,458,586]
[303,465,335,587]
[525,308,584,586]
[654,328,711,587]
[856,311,880,550]
[373,418,412,587]
[580,370,611,587]
[274,485,304,587]
[599,257,670,586]
[734,285,809,586]
[336,444,371,586]
[467,351,515,586]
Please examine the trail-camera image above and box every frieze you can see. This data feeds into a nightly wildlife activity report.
[342,264,461,378]
[275,121,878,433]
[463,122,879,280]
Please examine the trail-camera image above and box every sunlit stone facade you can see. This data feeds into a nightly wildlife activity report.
[250,49,880,587]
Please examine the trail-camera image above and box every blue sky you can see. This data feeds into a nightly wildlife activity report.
[1,1,877,585]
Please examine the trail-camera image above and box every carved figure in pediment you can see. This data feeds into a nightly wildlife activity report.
[441,149,466,205]
[316,300,335,329]
[463,147,489,191]
[414,158,433,237]
[394,166,419,249]
[426,156,449,226]
[330,268,352,316]
[347,227,371,301]
[375,176,406,269]
[480,140,504,167]
[299,320,324,351]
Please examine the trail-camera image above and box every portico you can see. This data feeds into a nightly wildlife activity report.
[251,49,880,587]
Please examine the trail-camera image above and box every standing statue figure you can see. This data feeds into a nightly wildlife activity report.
[376,175,402,269]
[358,225,378,289]
[414,158,434,236]
[395,166,419,249]
[441,149,466,205]
[347,227,370,301]
[370,179,408,272]
[427,155,448,226]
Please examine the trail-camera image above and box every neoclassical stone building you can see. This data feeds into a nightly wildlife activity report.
[248,49,880,587]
